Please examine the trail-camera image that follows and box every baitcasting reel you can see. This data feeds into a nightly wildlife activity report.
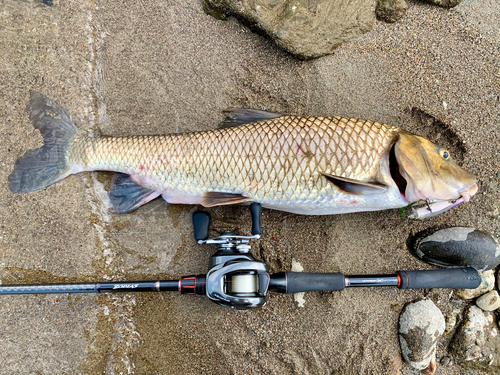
[190,203,269,309]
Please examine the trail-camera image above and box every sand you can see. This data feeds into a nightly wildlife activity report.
[0,0,498,373]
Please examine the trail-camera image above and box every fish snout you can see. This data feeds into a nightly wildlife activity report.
[459,183,478,203]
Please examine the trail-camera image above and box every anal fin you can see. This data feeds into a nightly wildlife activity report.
[109,173,161,213]
[321,173,388,195]
[201,192,252,207]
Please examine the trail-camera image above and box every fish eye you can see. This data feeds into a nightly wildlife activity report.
[439,149,450,160]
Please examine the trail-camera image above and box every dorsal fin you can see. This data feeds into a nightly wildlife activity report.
[219,108,282,128]
[321,173,388,195]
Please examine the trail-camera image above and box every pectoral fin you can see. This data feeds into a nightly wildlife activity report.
[109,173,161,213]
[321,173,388,195]
[201,192,253,207]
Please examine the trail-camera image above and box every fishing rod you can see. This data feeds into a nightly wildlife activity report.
[0,204,481,309]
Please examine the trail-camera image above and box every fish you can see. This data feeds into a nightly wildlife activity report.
[8,91,478,219]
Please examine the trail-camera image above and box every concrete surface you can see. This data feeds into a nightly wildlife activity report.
[0,0,498,374]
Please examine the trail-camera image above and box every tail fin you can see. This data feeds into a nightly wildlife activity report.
[8,91,81,193]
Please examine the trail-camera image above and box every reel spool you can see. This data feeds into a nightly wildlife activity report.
[230,273,259,294]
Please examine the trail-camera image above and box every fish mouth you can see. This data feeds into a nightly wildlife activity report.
[404,183,477,220]
[389,144,408,201]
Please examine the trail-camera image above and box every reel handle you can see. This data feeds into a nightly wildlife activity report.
[192,204,262,242]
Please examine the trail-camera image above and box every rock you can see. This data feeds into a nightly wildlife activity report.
[443,310,458,336]
[411,227,500,271]
[425,0,462,8]
[450,306,500,370]
[476,291,500,311]
[398,299,445,372]
[440,355,453,366]
[376,0,408,23]
[498,268,500,290]
[203,0,377,59]
[455,270,495,300]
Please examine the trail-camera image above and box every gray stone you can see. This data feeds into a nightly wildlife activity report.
[412,227,500,271]
[426,0,462,8]
[204,0,377,59]
[455,270,495,300]
[450,306,500,370]
[476,290,500,311]
[376,0,408,23]
[398,299,445,371]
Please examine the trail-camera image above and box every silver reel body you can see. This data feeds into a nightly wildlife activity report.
[201,231,270,309]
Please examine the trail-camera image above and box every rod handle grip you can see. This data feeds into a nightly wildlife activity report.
[285,272,345,294]
[397,267,481,289]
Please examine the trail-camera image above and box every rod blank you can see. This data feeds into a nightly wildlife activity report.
[0,280,179,295]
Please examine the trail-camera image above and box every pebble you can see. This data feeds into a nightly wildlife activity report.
[398,299,445,372]
[376,0,408,23]
[450,306,500,370]
[443,311,458,336]
[412,227,500,271]
[476,291,500,311]
[455,270,495,300]
[440,356,453,366]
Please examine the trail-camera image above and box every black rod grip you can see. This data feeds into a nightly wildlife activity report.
[285,272,345,294]
[397,267,481,289]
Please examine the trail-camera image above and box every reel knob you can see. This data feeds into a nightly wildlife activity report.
[193,212,211,241]
[249,203,262,235]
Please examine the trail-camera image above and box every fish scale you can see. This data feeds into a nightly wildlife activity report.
[10,92,477,217]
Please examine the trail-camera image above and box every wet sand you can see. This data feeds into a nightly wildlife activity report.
[0,0,498,374]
